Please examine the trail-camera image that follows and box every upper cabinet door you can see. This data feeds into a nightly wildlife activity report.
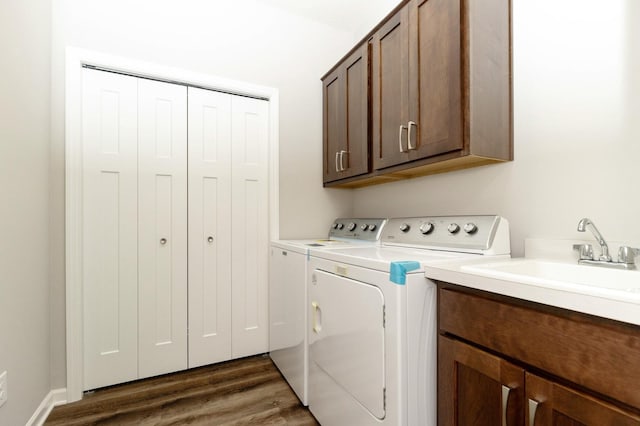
[82,68,139,390]
[343,44,370,179]
[137,78,188,379]
[322,43,370,183]
[407,0,463,161]
[322,69,344,183]
[371,5,411,170]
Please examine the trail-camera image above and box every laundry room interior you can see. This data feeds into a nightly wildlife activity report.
[2,0,640,425]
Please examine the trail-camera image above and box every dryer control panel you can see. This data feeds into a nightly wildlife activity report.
[382,215,511,255]
[329,218,387,242]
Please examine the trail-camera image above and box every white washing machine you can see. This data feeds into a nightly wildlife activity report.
[269,218,387,405]
[307,215,511,426]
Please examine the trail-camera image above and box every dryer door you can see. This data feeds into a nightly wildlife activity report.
[309,269,385,419]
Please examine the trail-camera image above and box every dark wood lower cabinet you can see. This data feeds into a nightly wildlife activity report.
[437,284,640,426]
[525,373,640,426]
[438,336,524,426]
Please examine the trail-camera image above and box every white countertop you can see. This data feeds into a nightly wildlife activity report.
[424,239,640,327]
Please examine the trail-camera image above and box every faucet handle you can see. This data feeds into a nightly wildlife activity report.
[573,243,594,260]
[617,246,640,264]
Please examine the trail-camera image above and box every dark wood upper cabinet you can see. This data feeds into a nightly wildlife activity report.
[323,0,512,188]
[372,0,463,171]
[322,43,369,184]
[407,0,463,162]
[370,6,410,170]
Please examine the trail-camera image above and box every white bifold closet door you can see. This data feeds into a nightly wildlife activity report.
[230,96,270,358]
[83,69,189,389]
[82,68,139,390]
[188,88,270,366]
[187,87,233,367]
[137,79,188,379]
[82,67,269,390]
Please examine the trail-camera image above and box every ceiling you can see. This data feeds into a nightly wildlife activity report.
[259,0,398,37]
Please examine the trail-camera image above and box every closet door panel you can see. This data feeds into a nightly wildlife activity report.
[82,68,139,390]
[138,79,188,378]
[231,96,269,358]
[188,87,233,367]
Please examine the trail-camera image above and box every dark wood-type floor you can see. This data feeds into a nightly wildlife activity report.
[45,355,319,425]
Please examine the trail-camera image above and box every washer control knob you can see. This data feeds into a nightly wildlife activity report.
[360,224,369,231]
[347,222,357,231]
[399,223,411,233]
[419,222,434,235]
[463,223,478,234]
[369,224,377,232]
[447,223,460,234]
[333,223,340,229]
[337,223,344,230]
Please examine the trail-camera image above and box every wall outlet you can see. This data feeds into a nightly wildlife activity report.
[0,371,7,408]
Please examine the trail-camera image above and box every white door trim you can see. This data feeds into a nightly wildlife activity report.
[65,47,280,402]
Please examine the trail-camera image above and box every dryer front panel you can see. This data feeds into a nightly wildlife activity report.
[309,269,386,419]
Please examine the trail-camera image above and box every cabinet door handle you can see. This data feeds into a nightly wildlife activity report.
[311,301,322,333]
[408,121,417,150]
[160,238,167,245]
[335,151,340,172]
[501,385,512,426]
[528,398,540,426]
[398,125,408,153]
[339,150,347,171]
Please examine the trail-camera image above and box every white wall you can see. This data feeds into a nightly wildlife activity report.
[49,0,361,388]
[0,0,52,424]
[353,0,640,257]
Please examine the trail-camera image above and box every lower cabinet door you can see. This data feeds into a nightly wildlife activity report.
[525,373,640,426]
[438,336,525,426]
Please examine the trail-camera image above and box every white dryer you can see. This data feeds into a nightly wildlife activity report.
[269,218,387,405]
[307,215,511,426]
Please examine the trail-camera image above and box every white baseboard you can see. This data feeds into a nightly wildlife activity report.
[27,388,67,426]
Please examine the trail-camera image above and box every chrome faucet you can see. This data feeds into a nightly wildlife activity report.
[577,218,611,261]
[574,218,639,270]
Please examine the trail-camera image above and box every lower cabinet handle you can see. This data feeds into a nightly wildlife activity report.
[501,385,512,426]
[335,151,340,172]
[528,399,540,426]
[408,121,417,150]
[398,125,407,153]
